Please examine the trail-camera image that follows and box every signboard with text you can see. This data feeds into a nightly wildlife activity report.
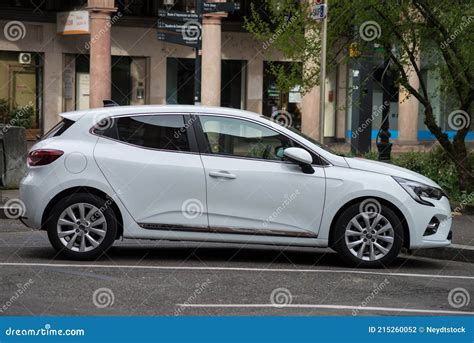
[57,11,89,35]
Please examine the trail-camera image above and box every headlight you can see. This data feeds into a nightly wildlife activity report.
[392,176,446,206]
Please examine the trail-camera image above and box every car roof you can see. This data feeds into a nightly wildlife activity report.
[60,105,261,122]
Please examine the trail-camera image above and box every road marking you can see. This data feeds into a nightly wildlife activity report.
[0,262,473,280]
[177,303,474,315]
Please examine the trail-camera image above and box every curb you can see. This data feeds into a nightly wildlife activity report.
[409,244,474,264]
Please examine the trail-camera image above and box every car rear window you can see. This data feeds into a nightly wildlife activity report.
[93,115,191,152]
[42,119,75,140]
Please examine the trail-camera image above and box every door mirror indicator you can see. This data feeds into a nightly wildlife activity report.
[283,147,315,174]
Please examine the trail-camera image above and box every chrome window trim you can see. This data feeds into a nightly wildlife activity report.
[88,111,332,166]
[196,113,332,167]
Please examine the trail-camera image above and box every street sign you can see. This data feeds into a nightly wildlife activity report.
[310,3,327,20]
[157,31,200,48]
[158,9,201,21]
[157,20,188,33]
[203,2,240,13]
[157,1,240,105]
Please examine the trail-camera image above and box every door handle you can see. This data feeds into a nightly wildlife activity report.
[209,171,237,179]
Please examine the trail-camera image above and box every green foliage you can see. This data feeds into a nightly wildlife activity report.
[245,0,474,191]
[363,148,474,204]
[9,104,34,129]
[0,99,8,122]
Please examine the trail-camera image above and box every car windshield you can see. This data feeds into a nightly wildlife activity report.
[260,116,336,154]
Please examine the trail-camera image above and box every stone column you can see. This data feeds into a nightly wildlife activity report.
[336,62,348,141]
[246,58,263,113]
[397,54,420,143]
[201,1,226,106]
[301,85,321,140]
[87,0,116,108]
[149,55,167,104]
[43,52,63,131]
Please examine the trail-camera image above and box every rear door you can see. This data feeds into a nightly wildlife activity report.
[93,114,208,228]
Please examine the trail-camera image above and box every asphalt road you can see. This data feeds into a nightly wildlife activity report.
[0,220,473,316]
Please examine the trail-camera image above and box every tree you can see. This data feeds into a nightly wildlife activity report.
[245,0,474,192]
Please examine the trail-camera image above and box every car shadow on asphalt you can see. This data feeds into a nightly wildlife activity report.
[18,242,442,270]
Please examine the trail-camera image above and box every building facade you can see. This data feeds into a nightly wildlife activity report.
[0,0,471,147]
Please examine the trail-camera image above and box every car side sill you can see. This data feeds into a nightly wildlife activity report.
[138,223,318,239]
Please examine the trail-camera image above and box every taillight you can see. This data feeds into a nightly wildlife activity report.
[27,149,64,166]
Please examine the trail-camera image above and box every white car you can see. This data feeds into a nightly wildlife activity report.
[20,105,452,267]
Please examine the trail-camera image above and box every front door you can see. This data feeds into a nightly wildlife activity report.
[197,115,326,237]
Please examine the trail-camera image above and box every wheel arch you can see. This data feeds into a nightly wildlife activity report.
[328,196,410,249]
[41,186,124,239]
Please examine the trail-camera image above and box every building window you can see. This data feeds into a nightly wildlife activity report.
[262,61,302,130]
[166,57,246,108]
[0,51,42,139]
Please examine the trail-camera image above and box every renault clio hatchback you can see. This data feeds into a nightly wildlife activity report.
[20,105,452,267]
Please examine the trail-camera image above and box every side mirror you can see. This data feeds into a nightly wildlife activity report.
[283,147,315,174]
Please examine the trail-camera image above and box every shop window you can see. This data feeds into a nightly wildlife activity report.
[74,55,132,110]
[166,58,246,108]
[262,61,302,130]
[0,51,42,139]
[221,60,246,109]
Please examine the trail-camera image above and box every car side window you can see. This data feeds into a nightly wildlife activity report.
[94,115,190,152]
[199,116,299,161]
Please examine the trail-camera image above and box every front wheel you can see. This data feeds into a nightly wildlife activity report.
[47,193,117,260]
[333,201,403,268]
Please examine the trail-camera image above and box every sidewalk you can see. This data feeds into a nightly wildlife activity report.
[1,188,473,262]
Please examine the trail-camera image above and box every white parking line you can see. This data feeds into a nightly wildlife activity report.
[0,262,473,280]
[177,304,474,315]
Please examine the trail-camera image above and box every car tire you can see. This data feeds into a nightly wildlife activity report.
[333,200,403,268]
[46,193,117,261]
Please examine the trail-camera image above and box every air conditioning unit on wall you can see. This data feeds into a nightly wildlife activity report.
[18,53,32,65]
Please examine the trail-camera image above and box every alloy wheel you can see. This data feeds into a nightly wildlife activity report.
[57,203,107,253]
[344,212,394,261]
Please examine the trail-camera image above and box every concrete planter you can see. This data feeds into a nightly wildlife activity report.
[0,125,27,189]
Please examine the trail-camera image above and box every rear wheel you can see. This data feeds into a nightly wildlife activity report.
[47,193,117,260]
[333,201,403,267]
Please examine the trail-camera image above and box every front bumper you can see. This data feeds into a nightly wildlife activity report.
[408,196,452,249]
